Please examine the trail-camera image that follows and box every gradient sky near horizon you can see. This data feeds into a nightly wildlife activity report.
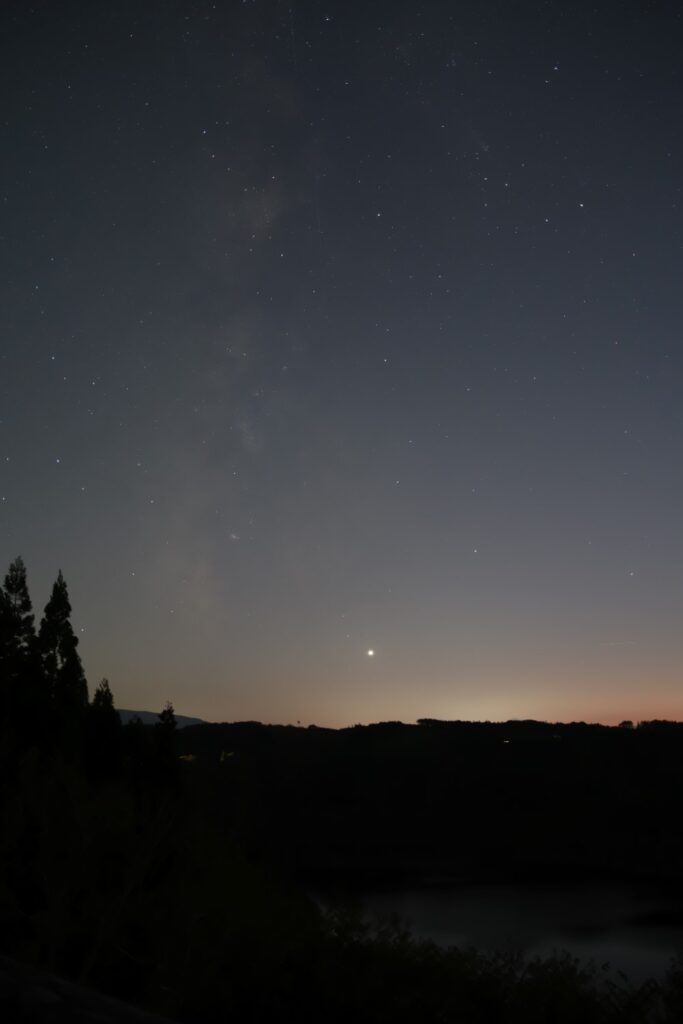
[2,0,683,726]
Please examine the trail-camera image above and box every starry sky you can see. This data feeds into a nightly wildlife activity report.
[2,0,683,726]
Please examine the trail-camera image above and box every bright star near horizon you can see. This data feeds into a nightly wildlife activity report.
[367,649,375,657]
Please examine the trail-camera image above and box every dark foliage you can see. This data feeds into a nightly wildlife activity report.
[3,556,35,655]
[0,557,44,736]
[38,570,88,717]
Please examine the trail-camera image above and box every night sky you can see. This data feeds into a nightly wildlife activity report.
[3,1,683,726]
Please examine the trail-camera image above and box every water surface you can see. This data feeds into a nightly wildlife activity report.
[359,883,683,984]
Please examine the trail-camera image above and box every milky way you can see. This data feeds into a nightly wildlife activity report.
[2,1,683,725]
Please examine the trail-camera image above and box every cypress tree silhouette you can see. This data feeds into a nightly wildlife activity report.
[0,556,42,734]
[39,570,88,714]
[0,586,16,670]
[0,587,16,727]
[3,556,35,656]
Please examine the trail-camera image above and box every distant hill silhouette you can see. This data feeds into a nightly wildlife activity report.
[117,708,204,728]
[176,717,683,887]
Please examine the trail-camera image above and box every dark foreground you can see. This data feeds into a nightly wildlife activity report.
[4,556,683,1020]
[0,955,175,1024]
[4,716,683,1022]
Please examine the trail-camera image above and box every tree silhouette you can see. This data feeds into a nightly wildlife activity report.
[0,587,16,726]
[155,700,178,778]
[0,556,44,733]
[87,677,122,775]
[39,570,88,713]
[0,586,15,666]
[92,677,115,714]
[158,700,177,731]
[3,556,35,655]
[0,558,31,683]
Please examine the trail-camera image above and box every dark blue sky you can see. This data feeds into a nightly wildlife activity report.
[2,0,683,724]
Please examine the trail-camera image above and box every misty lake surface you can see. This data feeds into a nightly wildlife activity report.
[352,883,683,984]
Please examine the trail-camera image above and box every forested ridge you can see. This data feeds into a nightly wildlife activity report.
[180,717,683,888]
[3,554,683,1023]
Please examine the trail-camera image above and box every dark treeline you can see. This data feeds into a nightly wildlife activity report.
[4,555,683,1023]
[0,556,176,778]
[178,717,683,889]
